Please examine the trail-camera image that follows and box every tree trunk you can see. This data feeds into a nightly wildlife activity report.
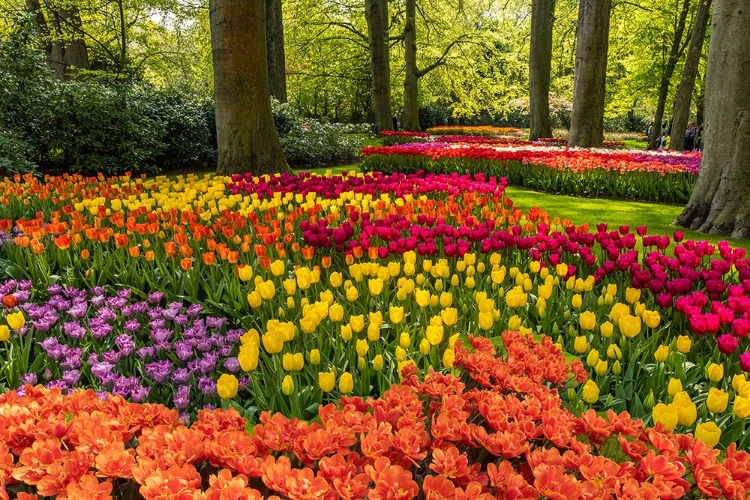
[365,0,393,133]
[26,0,88,79]
[266,0,287,103]
[670,0,712,150]
[209,0,289,176]
[403,0,421,131]
[568,0,612,148]
[529,0,556,141]
[648,0,692,150]
[676,0,750,238]
[695,79,705,125]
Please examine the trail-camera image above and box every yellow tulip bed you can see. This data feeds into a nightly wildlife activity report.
[1,169,750,498]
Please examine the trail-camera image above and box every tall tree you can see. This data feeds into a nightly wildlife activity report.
[402,0,466,131]
[209,0,289,175]
[669,0,711,150]
[529,0,556,141]
[647,0,692,150]
[266,0,287,102]
[365,0,393,133]
[676,0,750,237]
[568,0,611,148]
[25,0,89,79]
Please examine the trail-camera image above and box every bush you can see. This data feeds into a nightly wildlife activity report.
[272,99,367,167]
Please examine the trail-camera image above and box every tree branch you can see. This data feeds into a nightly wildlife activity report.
[416,34,469,77]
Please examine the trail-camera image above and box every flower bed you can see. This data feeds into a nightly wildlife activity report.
[360,142,699,203]
[2,333,749,499]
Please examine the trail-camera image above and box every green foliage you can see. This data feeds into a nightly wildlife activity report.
[272,99,369,167]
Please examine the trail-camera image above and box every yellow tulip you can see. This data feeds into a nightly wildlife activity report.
[368,278,384,296]
[238,343,259,371]
[282,375,294,396]
[262,330,284,354]
[367,323,380,341]
[283,278,296,295]
[319,372,335,392]
[676,335,691,354]
[247,291,262,308]
[642,310,661,328]
[389,306,404,325]
[0,324,10,342]
[586,349,600,367]
[733,374,747,392]
[707,363,724,382]
[440,292,453,308]
[237,265,254,282]
[608,303,630,323]
[216,374,238,399]
[340,323,353,341]
[443,348,455,369]
[594,360,608,376]
[654,345,669,363]
[734,396,750,418]
[574,336,589,354]
[329,272,343,288]
[415,289,431,307]
[350,315,364,333]
[555,263,568,277]
[606,344,622,360]
[329,303,344,322]
[257,280,275,301]
[694,421,721,447]
[706,388,729,413]
[582,380,600,404]
[478,311,494,331]
[346,286,359,302]
[652,403,678,431]
[508,315,522,331]
[668,378,683,398]
[399,332,411,349]
[600,321,614,339]
[339,372,354,394]
[282,353,296,371]
[373,354,384,371]
[579,311,596,331]
[296,268,311,290]
[440,307,458,327]
[571,294,583,309]
[356,338,369,357]
[420,338,431,356]
[505,287,527,308]
[426,324,444,346]
[618,314,641,339]
[270,260,285,277]
[309,349,321,365]
[625,287,641,304]
[612,360,622,375]
[672,391,697,426]
[395,346,407,362]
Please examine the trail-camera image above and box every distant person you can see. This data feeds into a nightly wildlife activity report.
[392,114,399,131]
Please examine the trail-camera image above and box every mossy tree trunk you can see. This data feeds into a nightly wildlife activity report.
[365,0,393,134]
[676,0,750,237]
[529,0,556,141]
[209,0,289,176]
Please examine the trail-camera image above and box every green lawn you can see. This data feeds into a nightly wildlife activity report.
[506,186,750,251]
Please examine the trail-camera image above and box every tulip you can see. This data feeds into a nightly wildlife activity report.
[508,315,522,331]
[706,388,729,413]
[618,315,641,339]
[318,372,335,392]
[733,374,747,392]
[594,360,608,376]
[478,311,494,331]
[350,315,364,333]
[367,323,380,342]
[668,378,683,398]
[373,354,384,371]
[216,374,238,399]
[440,292,453,308]
[309,349,321,365]
[505,287,527,308]
[676,335,691,354]
[340,324,353,341]
[237,265,253,282]
[358,356,367,371]
[734,396,750,418]
[582,380,600,404]
[415,289,431,307]
[441,307,458,327]
[282,375,294,396]
[653,345,669,363]
[642,310,661,328]
[346,286,359,302]
[625,287,641,304]
[443,348,455,369]
[574,336,589,354]
[740,351,750,372]
[579,311,596,331]
[6,311,25,331]
[389,306,404,325]
[339,372,354,394]
[608,303,630,323]
[694,421,721,447]
[368,278,383,296]
[707,363,724,382]
[270,260,285,277]
[395,346,407,362]
[420,338,431,356]
[606,344,622,360]
[612,360,622,375]
[571,294,583,309]
[356,339,369,357]
[586,349,600,367]
[262,330,284,354]
[600,321,614,339]
[652,403,678,430]
[718,334,739,355]
[672,391,697,426]
[644,391,655,410]
[329,272,343,288]
[247,291,262,309]
[0,325,9,342]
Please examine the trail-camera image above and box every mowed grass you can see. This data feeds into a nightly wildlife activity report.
[506,186,750,251]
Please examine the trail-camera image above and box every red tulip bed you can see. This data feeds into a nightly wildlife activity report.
[361,142,700,203]
[3,167,750,499]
